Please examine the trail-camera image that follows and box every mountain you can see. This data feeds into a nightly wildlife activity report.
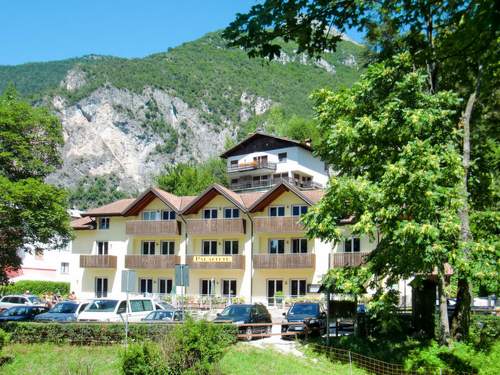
[0,31,365,207]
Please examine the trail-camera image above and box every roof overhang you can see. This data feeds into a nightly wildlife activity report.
[122,188,179,216]
[249,181,314,212]
[182,184,246,215]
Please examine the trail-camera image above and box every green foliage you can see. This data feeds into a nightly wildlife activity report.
[321,266,370,295]
[468,315,500,352]
[0,328,9,354]
[120,320,237,375]
[0,280,69,296]
[0,322,174,345]
[67,174,133,210]
[366,289,406,338]
[155,158,228,196]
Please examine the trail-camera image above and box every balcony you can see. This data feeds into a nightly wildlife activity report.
[125,220,180,236]
[254,216,304,234]
[253,253,315,269]
[186,219,245,235]
[331,252,370,268]
[186,255,245,270]
[125,255,179,269]
[227,161,277,174]
[80,255,117,269]
[230,177,322,192]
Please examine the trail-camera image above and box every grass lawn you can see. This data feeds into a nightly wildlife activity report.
[219,343,368,375]
[2,343,121,375]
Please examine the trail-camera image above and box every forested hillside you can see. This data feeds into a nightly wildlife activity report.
[0,31,365,208]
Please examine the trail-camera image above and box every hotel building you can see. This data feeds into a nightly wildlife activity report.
[69,133,384,304]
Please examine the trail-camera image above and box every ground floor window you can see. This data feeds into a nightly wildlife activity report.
[60,262,69,274]
[267,279,283,305]
[95,277,108,298]
[158,278,173,294]
[140,278,153,294]
[290,279,307,297]
[222,279,237,297]
[200,279,215,296]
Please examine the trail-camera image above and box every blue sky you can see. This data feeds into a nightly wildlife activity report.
[1,1,364,65]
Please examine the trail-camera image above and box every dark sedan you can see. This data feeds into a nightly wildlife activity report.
[282,302,327,338]
[0,305,48,321]
[214,304,272,339]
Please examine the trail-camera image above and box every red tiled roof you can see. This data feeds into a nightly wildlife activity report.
[71,216,96,230]
[83,199,135,217]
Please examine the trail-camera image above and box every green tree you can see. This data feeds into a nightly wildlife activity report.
[224,0,499,340]
[155,158,228,196]
[0,86,72,283]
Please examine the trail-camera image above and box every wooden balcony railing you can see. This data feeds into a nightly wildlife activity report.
[253,253,315,269]
[331,252,370,268]
[227,161,277,173]
[80,255,117,269]
[186,219,245,235]
[253,216,304,234]
[125,220,180,235]
[125,255,179,269]
[186,255,245,269]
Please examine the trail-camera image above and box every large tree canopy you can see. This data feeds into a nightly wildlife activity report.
[0,87,72,283]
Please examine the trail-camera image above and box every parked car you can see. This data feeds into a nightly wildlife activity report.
[155,301,176,311]
[77,298,157,322]
[281,302,327,338]
[34,301,89,322]
[214,303,272,339]
[0,295,43,311]
[0,305,48,321]
[142,309,184,322]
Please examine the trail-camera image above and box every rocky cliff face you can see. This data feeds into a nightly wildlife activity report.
[47,78,246,192]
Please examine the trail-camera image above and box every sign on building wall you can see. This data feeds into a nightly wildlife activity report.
[193,256,232,263]
[175,264,189,287]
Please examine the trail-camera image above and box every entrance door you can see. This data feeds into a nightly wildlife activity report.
[267,279,283,306]
[140,278,153,295]
[95,277,108,298]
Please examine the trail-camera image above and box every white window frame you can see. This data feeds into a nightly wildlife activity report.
[291,238,308,253]
[290,279,307,297]
[344,236,361,253]
[60,262,69,274]
[200,279,215,296]
[141,241,156,255]
[160,241,175,255]
[158,278,173,294]
[268,239,285,254]
[223,207,240,219]
[95,277,108,298]
[269,206,285,217]
[96,241,109,255]
[139,278,153,295]
[291,205,308,217]
[203,208,218,219]
[162,210,176,221]
[142,210,160,221]
[223,240,239,255]
[202,240,217,255]
[221,279,237,297]
[98,217,110,230]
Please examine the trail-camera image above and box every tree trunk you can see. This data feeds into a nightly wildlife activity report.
[451,68,481,340]
[438,272,451,346]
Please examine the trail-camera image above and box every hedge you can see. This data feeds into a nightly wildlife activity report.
[0,280,70,296]
[0,321,237,346]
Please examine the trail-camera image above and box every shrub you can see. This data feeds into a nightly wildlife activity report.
[0,280,69,296]
[0,328,9,353]
[0,322,173,345]
[121,342,167,375]
[469,314,500,351]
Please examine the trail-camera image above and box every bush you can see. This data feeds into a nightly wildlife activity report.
[0,280,69,296]
[0,328,9,353]
[0,322,173,345]
[120,319,237,375]
[469,314,500,351]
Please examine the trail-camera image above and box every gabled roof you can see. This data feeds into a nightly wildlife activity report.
[122,187,184,216]
[249,181,323,212]
[71,216,96,230]
[220,132,312,158]
[82,199,136,217]
[182,184,248,215]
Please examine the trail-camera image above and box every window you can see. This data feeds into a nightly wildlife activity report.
[142,241,156,255]
[224,208,240,218]
[224,240,239,255]
[292,205,308,216]
[117,301,127,314]
[200,279,215,296]
[230,160,238,166]
[292,238,308,253]
[162,210,176,220]
[139,279,153,294]
[98,217,110,230]
[97,241,109,255]
[60,262,69,274]
[278,152,287,162]
[269,239,285,254]
[203,208,218,219]
[202,240,217,255]
[344,237,361,252]
[269,206,285,217]
[290,279,307,297]
[222,280,237,297]
[143,210,160,220]
[95,277,108,298]
[130,299,153,312]
[161,241,175,255]
[159,279,173,294]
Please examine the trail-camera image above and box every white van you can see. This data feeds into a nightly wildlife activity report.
[77,298,156,322]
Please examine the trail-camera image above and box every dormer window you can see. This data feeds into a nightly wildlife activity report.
[143,211,159,221]
[269,206,285,217]
[292,205,308,216]
[203,208,218,219]
[98,217,110,230]
[162,210,176,221]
